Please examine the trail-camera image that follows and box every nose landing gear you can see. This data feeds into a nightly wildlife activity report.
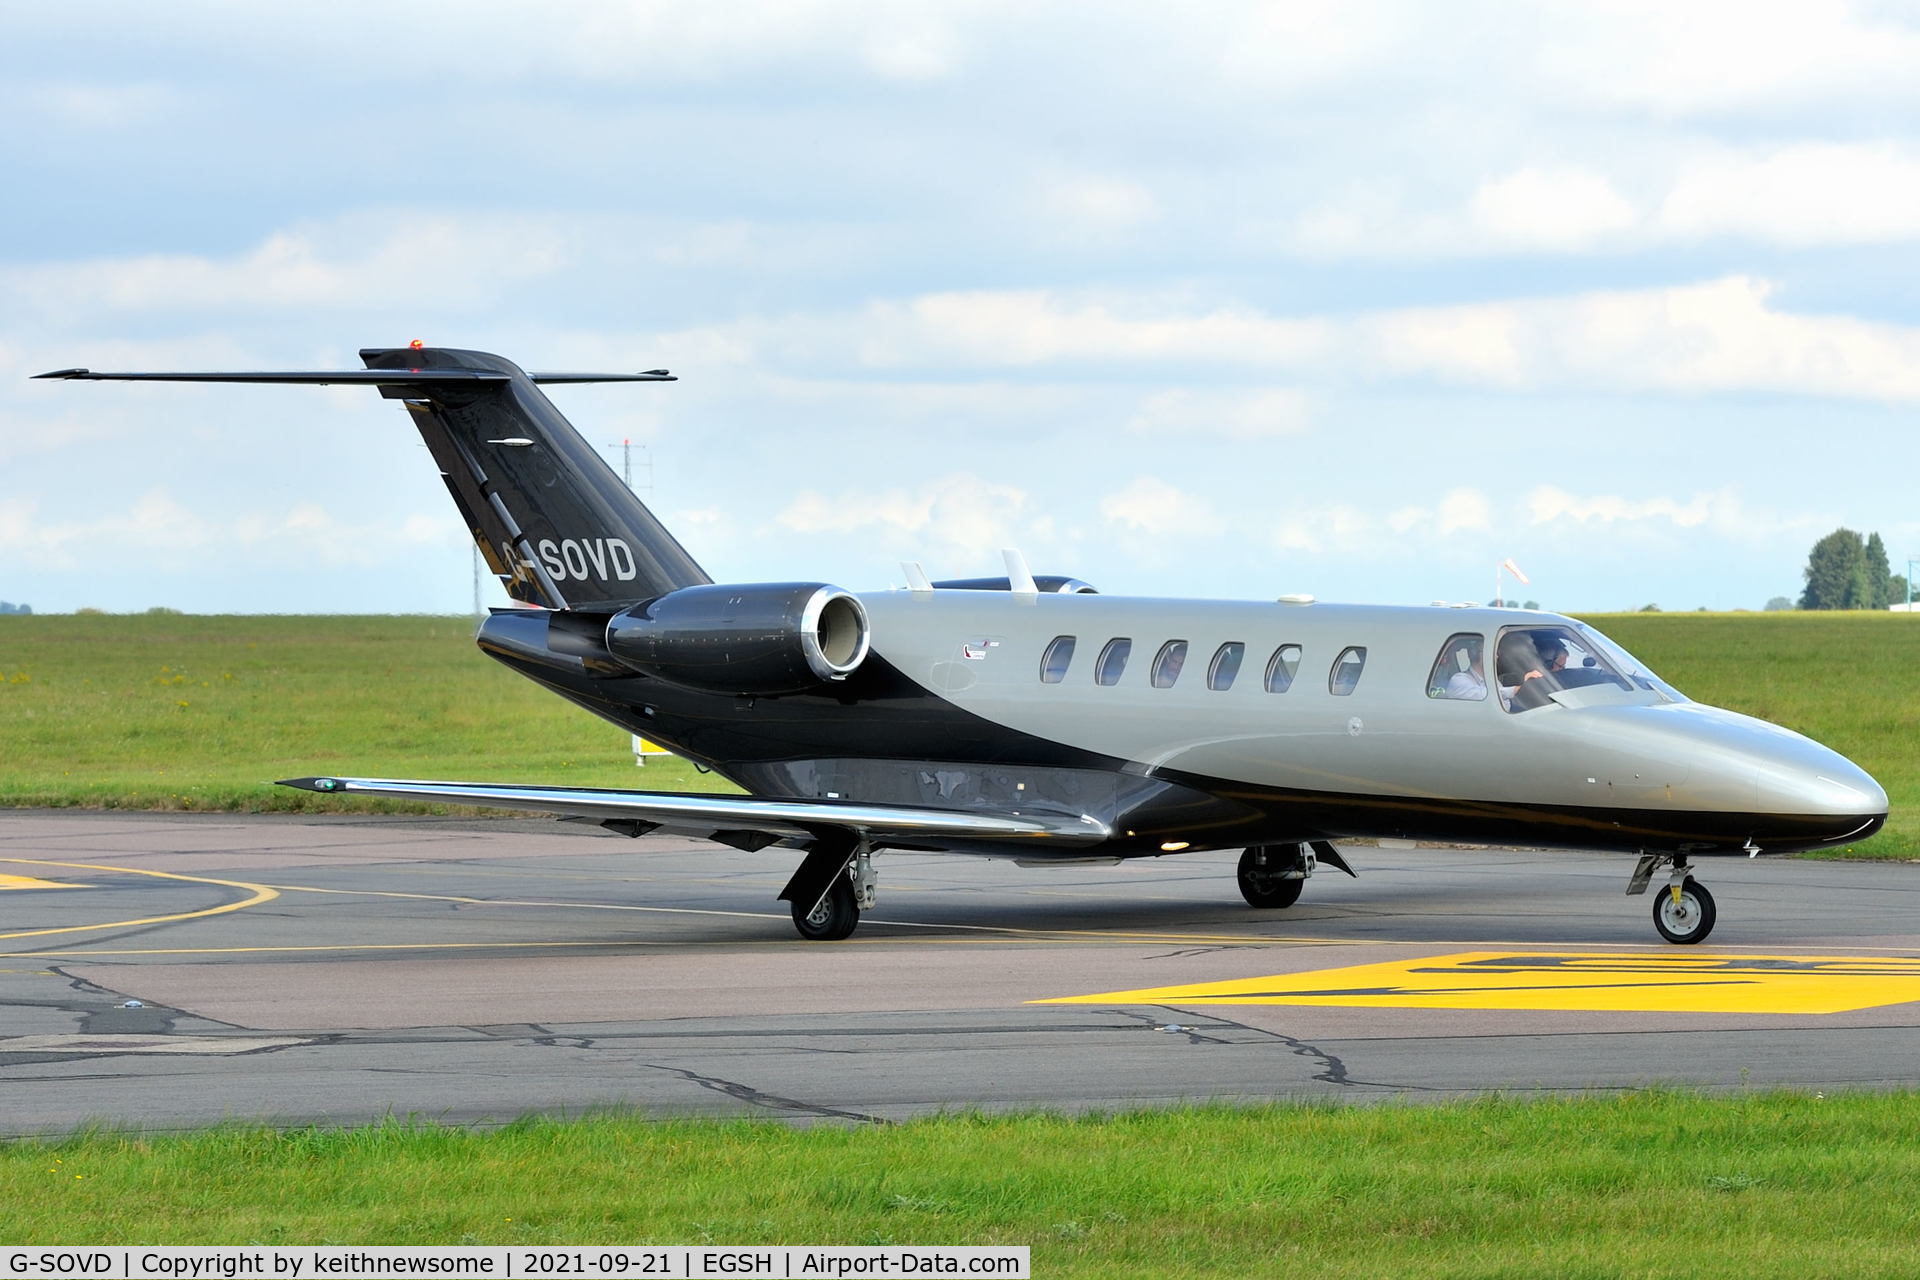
[1629,853,1718,945]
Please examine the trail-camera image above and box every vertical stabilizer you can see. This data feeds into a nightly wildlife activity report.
[360,347,710,609]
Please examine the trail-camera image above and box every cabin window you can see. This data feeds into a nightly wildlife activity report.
[1039,635,1076,684]
[1095,638,1133,686]
[1150,640,1189,688]
[1207,642,1245,691]
[1329,646,1367,695]
[1427,633,1486,701]
[1264,644,1302,693]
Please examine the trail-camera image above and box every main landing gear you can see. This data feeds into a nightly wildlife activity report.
[783,840,877,941]
[1237,842,1358,910]
[1628,853,1717,945]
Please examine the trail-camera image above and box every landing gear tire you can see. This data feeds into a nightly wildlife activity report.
[1238,848,1305,909]
[1653,876,1716,945]
[792,875,859,941]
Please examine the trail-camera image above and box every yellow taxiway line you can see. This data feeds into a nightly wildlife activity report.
[0,858,279,941]
[0,873,91,890]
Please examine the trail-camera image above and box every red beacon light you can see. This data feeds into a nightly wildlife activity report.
[408,339,425,350]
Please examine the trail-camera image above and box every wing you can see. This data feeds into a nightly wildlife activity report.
[277,776,1111,849]
[33,368,673,385]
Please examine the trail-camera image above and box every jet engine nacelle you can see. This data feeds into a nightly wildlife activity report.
[604,582,871,695]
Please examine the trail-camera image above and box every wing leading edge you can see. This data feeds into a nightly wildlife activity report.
[277,776,1111,847]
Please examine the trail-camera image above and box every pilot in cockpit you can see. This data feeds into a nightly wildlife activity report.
[1498,632,1550,709]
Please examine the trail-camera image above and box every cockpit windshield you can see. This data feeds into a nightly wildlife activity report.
[1575,624,1686,702]
[1495,623,1683,712]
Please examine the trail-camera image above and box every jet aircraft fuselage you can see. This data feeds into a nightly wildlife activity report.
[478,593,1885,862]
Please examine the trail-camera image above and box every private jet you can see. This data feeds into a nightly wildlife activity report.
[38,347,1889,944]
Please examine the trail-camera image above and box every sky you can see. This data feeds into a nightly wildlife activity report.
[4,0,1919,615]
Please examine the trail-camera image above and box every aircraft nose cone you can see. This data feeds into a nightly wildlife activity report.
[1744,721,1887,848]
[1770,749,1887,818]
[1654,704,1886,850]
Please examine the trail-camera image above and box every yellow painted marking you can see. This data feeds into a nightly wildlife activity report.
[0,874,90,890]
[0,858,279,941]
[1037,951,1920,1015]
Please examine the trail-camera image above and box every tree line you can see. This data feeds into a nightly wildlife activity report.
[1799,529,1907,611]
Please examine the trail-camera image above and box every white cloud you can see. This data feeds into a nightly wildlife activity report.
[853,290,1329,368]
[1523,485,1813,543]
[1468,167,1639,251]
[0,490,433,571]
[1098,476,1225,537]
[775,473,1052,564]
[1658,143,1920,245]
[1268,504,1375,555]
[1125,387,1310,439]
[1388,488,1494,537]
[1287,142,1920,258]
[1535,0,1920,114]
[836,276,1920,402]
[0,217,574,318]
[1346,276,1920,401]
[27,81,186,129]
[1038,173,1160,229]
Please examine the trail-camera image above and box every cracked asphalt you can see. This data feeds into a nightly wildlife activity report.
[4,809,1920,1135]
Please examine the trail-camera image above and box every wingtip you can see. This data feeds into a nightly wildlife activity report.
[277,776,342,792]
[32,368,88,380]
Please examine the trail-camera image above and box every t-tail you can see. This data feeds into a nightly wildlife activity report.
[35,347,710,609]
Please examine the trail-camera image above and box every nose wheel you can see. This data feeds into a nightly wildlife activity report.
[1630,854,1717,944]
[1652,876,1716,945]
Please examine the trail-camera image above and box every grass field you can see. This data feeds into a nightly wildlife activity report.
[0,610,1913,854]
[6,1094,1920,1277]
[0,613,723,811]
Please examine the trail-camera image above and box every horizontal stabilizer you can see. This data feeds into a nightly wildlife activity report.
[34,368,673,385]
[278,776,1112,845]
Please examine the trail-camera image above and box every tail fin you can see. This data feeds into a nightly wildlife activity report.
[359,347,708,610]
[38,347,711,609]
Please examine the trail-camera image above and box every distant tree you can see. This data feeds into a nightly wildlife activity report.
[1801,528,1868,610]
[1764,596,1794,612]
[0,601,29,616]
[1522,600,1539,610]
[144,606,182,615]
[1639,603,1662,613]
[1865,533,1894,610]
[74,606,106,615]
[1894,575,1912,608]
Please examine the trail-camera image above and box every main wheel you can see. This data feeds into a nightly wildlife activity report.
[792,874,859,941]
[1237,847,1305,909]
[1652,876,1716,945]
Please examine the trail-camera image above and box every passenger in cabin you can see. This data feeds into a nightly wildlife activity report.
[1446,650,1485,699]
[1430,636,1486,700]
